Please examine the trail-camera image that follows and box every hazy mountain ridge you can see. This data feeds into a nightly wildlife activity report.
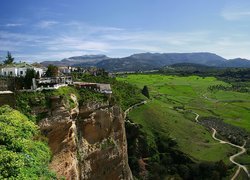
[41,54,109,67]
[220,58,250,68]
[130,52,226,66]
[40,52,250,72]
[95,52,250,71]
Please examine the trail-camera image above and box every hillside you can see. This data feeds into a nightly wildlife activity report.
[40,52,250,72]
[96,56,160,72]
[118,74,250,179]
[220,58,250,68]
[96,52,227,72]
[41,54,109,67]
[162,63,216,72]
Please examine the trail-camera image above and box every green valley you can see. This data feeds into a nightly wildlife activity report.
[118,74,250,178]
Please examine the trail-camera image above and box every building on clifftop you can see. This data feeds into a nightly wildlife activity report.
[0,63,44,77]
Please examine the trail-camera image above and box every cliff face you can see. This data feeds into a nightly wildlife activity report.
[39,95,133,180]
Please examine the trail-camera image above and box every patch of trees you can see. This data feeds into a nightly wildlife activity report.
[125,119,229,180]
[160,65,250,82]
[218,68,250,82]
[142,85,150,98]
[24,69,36,89]
[0,105,55,179]
[45,64,58,77]
[208,84,249,93]
[174,160,227,180]
[72,72,144,110]
[200,116,249,146]
[15,86,81,122]
[3,51,14,64]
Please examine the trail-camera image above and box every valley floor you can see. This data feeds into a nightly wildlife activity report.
[117,74,250,177]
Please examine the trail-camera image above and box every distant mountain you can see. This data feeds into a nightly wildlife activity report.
[168,63,214,70]
[160,63,220,74]
[96,52,227,72]
[41,54,109,67]
[40,52,250,72]
[130,52,226,66]
[220,58,250,68]
[0,56,4,63]
[96,56,160,72]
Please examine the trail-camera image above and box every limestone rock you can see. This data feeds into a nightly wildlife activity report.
[39,95,133,180]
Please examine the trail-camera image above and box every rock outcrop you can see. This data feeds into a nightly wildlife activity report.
[39,95,133,180]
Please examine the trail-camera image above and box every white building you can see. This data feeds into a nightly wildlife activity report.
[58,66,78,74]
[0,63,44,77]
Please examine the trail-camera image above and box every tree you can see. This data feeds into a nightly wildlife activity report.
[178,164,190,179]
[4,51,14,64]
[35,71,40,79]
[215,160,227,177]
[0,105,55,179]
[45,64,58,77]
[24,69,36,89]
[142,85,150,98]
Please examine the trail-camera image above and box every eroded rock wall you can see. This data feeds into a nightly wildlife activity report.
[39,95,79,179]
[39,95,132,180]
[77,102,132,180]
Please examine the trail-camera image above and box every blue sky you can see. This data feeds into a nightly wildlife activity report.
[0,0,250,62]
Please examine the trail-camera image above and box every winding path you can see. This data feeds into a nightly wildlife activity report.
[202,93,218,103]
[193,111,250,179]
[192,112,199,123]
[124,100,147,119]
[212,128,249,179]
[125,100,250,179]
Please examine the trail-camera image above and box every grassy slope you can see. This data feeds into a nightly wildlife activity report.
[118,74,250,163]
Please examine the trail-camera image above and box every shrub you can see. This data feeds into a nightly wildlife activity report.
[0,105,55,179]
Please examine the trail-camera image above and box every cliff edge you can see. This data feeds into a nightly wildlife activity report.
[39,94,133,180]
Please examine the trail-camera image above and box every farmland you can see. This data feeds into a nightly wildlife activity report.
[117,74,250,163]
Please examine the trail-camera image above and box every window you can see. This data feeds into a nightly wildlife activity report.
[4,72,6,76]
[20,71,23,75]
[9,71,13,75]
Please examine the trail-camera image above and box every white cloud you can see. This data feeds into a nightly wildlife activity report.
[5,23,23,27]
[45,36,110,52]
[2,20,250,61]
[221,3,250,21]
[36,20,59,28]
[15,50,108,62]
[222,11,250,20]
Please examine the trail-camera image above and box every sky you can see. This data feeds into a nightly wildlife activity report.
[0,0,250,62]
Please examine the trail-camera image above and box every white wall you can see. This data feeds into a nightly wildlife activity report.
[0,67,18,76]
[34,68,44,77]
[17,68,27,76]
[0,67,44,77]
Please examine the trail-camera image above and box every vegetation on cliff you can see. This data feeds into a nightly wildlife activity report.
[72,73,145,110]
[15,86,81,122]
[5,67,250,179]
[0,105,55,179]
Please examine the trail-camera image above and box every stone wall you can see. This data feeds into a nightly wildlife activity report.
[0,79,8,91]
[0,92,15,107]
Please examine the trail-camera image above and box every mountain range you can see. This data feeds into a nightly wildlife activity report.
[40,52,250,72]
[41,54,109,67]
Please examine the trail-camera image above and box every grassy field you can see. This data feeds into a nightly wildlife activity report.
[117,74,250,163]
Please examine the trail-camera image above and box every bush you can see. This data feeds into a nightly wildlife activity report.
[142,85,150,98]
[0,105,55,179]
[72,73,145,110]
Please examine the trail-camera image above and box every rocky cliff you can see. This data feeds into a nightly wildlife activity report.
[39,95,133,180]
